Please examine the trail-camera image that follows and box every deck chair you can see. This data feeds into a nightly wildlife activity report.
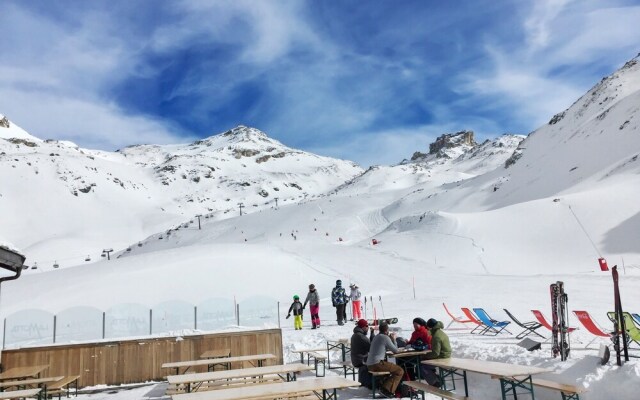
[573,310,612,347]
[633,313,640,326]
[531,310,577,333]
[443,303,476,329]
[473,308,512,336]
[606,312,640,350]
[460,308,487,334]
[503,309,545,339]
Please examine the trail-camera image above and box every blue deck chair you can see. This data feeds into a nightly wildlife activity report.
[473,308,512,336]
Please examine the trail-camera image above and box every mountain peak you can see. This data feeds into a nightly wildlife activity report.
[221,125,269,141]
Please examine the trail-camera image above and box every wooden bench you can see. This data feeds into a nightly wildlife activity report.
[291,348,326,365]
[170,376,360,400]
[162,354,276,375]
[307,352,327,377]
[404,380,470,400]
[490,377,586,400]
[0,389,42,400]
[166,376,285,395]
[334,360,357,380]
[46,375,80,399]
[369,371,391,399]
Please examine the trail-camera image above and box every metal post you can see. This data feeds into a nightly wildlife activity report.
[194,306,198,330]
[3,318,6,349]
[277,302,281,328]
[102,312,106,339]
[150,309,153,335]
[236,304,240,326]
[53,315,57,344]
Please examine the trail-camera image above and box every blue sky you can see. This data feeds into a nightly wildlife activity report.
[1,0,639,166]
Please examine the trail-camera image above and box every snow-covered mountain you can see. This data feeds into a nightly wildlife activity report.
[2,55,640,400]
[0,123,362,266]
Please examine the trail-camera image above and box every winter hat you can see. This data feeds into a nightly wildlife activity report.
[413,317,428,327]
[357,319,369,328]
[426,318,438,328]
[309,284,315,290]
[336,279,342,286]
[293,295,300,300]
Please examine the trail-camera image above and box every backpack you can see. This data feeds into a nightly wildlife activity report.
[412,338,427,351]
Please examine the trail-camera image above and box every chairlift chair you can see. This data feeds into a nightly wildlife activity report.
[53,261,59,268]
[85,255,91,261]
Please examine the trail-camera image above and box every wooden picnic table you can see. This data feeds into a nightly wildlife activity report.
[0,388,42,399]
[163,354,276,375]
[326,339,350,369]
[422,357,551,398]
[0,376,64,400]
[387,348,430,380]
[167,364,314,392]
[200,349,231,359]
[171,376,360,400]
[0,366,49,382]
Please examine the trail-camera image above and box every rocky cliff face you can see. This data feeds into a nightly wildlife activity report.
[428,130,477,156]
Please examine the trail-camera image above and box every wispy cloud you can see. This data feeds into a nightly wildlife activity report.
[1,0,638,165]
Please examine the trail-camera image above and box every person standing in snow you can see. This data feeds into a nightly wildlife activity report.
[331,280,348,325]
[349,283,362,320]
[422,318,451,387]
[286,295,304,330]
[303,283,321,329]
[351,319,375,388]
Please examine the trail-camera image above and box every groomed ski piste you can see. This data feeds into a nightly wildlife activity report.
[2,58,640,399]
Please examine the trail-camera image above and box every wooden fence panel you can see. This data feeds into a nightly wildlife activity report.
[0,329,282,387]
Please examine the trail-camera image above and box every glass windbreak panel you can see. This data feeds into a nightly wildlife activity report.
[104,303,149,339]
[56,306,103,343]
[4,309,54,348]
[152,300,194,334]
[197,298,235,331]
[239,296,278,328]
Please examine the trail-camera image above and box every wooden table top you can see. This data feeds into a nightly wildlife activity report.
[0,366,49,381]
[389,349,431,358]
[163,354,276,369]
[200,349,231,359]
[422,357,551,378]
[168,364,314,385]
[171,377,360,400]
[0,376,64,388]
[0,388,42,399]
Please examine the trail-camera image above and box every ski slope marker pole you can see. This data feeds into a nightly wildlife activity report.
[379,295,385,318]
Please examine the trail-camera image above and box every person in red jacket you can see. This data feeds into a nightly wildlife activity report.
[407,317,432,349]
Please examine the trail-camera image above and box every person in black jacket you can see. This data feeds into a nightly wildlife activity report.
[351,319,375,388]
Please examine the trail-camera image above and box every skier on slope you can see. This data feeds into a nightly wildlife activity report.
[331,280,348,325]
[349,283,363,320]
[286,295,304,330]
[303,283,321,329]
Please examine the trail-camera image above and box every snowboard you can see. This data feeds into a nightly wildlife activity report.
[366,317,398,325]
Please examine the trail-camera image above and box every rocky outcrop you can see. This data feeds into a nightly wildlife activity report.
[429,131,476,155]
[0,116,9,128]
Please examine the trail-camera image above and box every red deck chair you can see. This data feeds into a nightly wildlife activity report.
[573,310,612,347]
[461,307,487,334]
[442,303,476,329]
[531,310,577,332]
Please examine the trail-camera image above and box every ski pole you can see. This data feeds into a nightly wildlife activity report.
[364,296,368,320]
[379,295,385,318]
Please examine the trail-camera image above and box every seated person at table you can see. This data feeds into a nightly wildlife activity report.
[351,319,375,388]
[422,318,451,387]
[401,317,432,380]
[366,322,404,397]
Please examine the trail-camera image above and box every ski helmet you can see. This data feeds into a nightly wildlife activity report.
[336,279,342,286]
[293,295,300,300]
[309,283,315,289]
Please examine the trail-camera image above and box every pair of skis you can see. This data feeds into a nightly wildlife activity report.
[612,266,629,366]
[363,295,397,325]
[550,281,570,361]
